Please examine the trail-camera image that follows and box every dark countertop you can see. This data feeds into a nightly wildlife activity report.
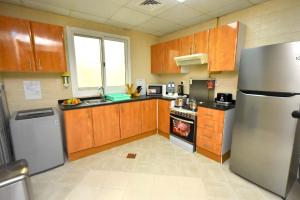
[197,101,235,111]
[58,95,235,111]
[58,95,175,111]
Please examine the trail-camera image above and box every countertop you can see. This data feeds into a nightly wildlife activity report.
[58,95,235,111]
[58,95,175,111]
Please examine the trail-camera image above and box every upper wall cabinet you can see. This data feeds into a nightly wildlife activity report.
[151,39,187,74]
[151,43,165,73]
[0,15,67,73]
[208,22,243,72]
[0,16,34,72]
[179,30,209,56]
[31,22,67,72]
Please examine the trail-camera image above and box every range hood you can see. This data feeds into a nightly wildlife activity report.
[174,53,208,66]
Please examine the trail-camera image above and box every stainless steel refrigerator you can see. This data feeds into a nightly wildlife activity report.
[0,83,13,165]
[230,41,300,198]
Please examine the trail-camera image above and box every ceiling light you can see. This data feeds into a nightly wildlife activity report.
[177,0,186,2]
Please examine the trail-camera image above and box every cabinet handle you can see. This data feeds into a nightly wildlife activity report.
[37,59,42,70]
[28,59,32,70]
[205,124,213,128]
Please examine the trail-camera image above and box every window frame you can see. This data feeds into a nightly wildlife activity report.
[66,26,131,97]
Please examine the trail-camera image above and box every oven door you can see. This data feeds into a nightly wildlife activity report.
[170,114,196,144]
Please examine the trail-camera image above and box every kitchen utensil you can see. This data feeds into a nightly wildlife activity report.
[189,99,197,111]
[177,81,184,96]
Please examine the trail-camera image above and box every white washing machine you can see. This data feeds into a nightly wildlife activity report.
[10,108,64,175]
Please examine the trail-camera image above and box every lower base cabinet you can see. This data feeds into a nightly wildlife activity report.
[119,101,142,139]
[64,108,94,154]
[158,99,170,136]
[196,107,234,163]
[92,104,120,147]
[141,99,157,133]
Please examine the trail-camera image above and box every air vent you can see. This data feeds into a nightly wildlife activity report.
[140,0,161,6]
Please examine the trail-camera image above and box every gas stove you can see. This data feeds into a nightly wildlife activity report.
[170,106,197,120]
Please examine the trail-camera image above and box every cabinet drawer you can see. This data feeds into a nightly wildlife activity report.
[197,127,213,139]
[198,107,224,120]
[197,135,213,152]
[197,118,215,129]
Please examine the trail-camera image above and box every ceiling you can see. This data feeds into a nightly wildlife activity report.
[1,0,268,36]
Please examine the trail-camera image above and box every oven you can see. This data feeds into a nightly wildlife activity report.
[169,110,197,152]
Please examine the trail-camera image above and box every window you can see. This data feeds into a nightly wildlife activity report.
[67,27,130,97]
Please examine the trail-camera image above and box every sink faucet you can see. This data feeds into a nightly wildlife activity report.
[98,86,105,98]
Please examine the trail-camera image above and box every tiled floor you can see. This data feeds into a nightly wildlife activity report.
[31,134,282,200]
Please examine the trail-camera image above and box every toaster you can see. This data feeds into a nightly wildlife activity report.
[216,93,233,105]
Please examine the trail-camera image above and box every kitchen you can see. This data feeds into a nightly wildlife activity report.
[0,0,300,199]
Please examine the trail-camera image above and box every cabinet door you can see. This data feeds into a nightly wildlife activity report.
[197,107,224,155]
[164,39,181,73]
[0,15,34,72]
[31,22,67,72]
[64,109,94,154]
[141,100,157,133]
[158,99,170,134]
[120,102,142,139]
[194,30,209,54]
[180,35,193,56]
[208,22,239,72]
[151,43,165,73]
[92,104,120,147]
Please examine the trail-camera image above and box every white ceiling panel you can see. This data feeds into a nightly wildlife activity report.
[249,0,269,4]
[126,0,178,16]
[3,0,268,36]
[207,0,253,18]
[105,19,135,29]
[184,0,238,13]
[25,0,122,19]
[110,7,152,26]
[0,0,21,4]
[158,3,203,26]
[69,11,106,24]
[135,17,184,35]
[22,0,70,16]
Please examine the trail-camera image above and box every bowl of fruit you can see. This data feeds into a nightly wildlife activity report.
[62,98,81,106]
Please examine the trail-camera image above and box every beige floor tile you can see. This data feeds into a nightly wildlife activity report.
[30,135,281,200]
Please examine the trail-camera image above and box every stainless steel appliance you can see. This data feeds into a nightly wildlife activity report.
[230,41,300,198]
[177,82,184,96]
[170,106,197,152]
[0,83,13,166]
[0,160,33,200]
[216,93,233,105]
[166,81,175,94]
[10,108,64,175]
[147,84,166,96]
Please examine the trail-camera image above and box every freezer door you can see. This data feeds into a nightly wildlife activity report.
[238,41,300,93]
[230,91,300,197]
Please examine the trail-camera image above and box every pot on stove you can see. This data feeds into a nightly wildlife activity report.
[189,98,197,111]
[175,97,186,107]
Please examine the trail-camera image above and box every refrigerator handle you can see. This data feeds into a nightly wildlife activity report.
[292,111,300,119]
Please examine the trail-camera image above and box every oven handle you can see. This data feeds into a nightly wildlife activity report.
[170,115,194,124]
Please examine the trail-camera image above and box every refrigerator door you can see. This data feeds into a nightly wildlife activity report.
[230,91,300,197]
[238,41,300,93]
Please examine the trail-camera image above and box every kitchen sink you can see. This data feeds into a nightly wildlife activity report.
[84,99,111,105]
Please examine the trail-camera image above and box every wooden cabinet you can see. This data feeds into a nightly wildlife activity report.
[141,100,157,133]
[0,15,66,72]
[151,39,185,74]
[180,35,194,56]
[31,22,67,72]
[119,102,142,139]
[164,39,181,73]
[197,107,224,155]
[179,30,209,56]
[0,15,34,72]
[64,108,94,154]
[194,31,209,54]
[151,43,165,73]
[158,99,170,136]
[92,104,120,147]
[208,22,241,72]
